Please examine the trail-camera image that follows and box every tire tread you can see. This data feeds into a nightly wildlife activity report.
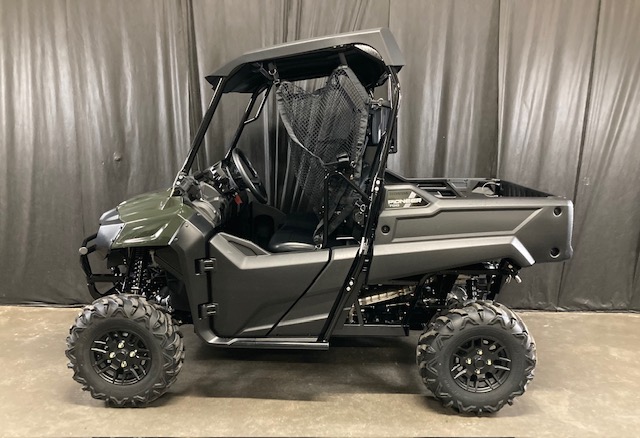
[416,300,536,414]
[65,294,185,407]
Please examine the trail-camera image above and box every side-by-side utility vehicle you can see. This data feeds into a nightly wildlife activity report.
[66,28,573,413]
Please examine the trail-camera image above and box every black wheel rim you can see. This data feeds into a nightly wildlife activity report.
[450,336,511,393]
[90,330,152,385]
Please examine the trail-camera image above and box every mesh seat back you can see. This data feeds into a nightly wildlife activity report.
[276,66,370,240]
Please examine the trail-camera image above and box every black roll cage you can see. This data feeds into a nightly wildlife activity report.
[175,46,401,341]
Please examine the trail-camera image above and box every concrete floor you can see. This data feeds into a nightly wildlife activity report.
[0,307,638,437]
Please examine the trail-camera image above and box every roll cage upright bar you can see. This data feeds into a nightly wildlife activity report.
[319,66,401,340]
[223,84,271,162]
[178,78,270,179]
[179,78,224,176]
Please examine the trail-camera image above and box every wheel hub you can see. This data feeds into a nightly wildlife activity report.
[115,350,129,361]
[91,330,152,385]
[451,336,512,393]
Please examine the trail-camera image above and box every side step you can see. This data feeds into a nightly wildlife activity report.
[206,336,329,351]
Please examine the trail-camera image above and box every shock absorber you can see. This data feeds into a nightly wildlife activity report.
[466,277,478,300]
[128,248,146,294]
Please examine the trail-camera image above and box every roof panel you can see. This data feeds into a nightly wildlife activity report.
[206,28,405,92]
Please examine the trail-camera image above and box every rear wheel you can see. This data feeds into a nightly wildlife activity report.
[416,301,535,414]
[66,294,185,406]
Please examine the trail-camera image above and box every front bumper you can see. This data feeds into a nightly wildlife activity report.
[79,233,124,300]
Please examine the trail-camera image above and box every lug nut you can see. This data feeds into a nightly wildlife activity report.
[466,358,472,365]
[477,349,483,356]
[487,359,492,366]
[118,341,125,349]
[109,352,116,359]
[129,351,136,358]
[475,369,481,374]
[121,361,127,368]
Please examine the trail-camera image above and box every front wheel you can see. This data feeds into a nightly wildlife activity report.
[66,294,185,406]
[416,301,536,414]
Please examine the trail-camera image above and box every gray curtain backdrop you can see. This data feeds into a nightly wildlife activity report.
[495,0,600,309]
[0,0,638,310]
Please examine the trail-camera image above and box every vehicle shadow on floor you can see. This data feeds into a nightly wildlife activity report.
[170,328,429,402]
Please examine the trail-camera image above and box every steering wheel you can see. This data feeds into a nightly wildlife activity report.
[230,149,268,204]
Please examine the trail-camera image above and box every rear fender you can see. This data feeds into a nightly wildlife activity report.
[369,185,573,282]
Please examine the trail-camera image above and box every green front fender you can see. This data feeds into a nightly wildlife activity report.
[111,189,196,248]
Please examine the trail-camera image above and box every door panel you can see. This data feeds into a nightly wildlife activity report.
[209,233,329,337]
[269,247,357,337]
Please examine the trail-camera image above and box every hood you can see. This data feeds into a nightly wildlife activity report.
[108,189,194,248]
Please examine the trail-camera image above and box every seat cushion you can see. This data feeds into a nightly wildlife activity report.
[268,213,318,252]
